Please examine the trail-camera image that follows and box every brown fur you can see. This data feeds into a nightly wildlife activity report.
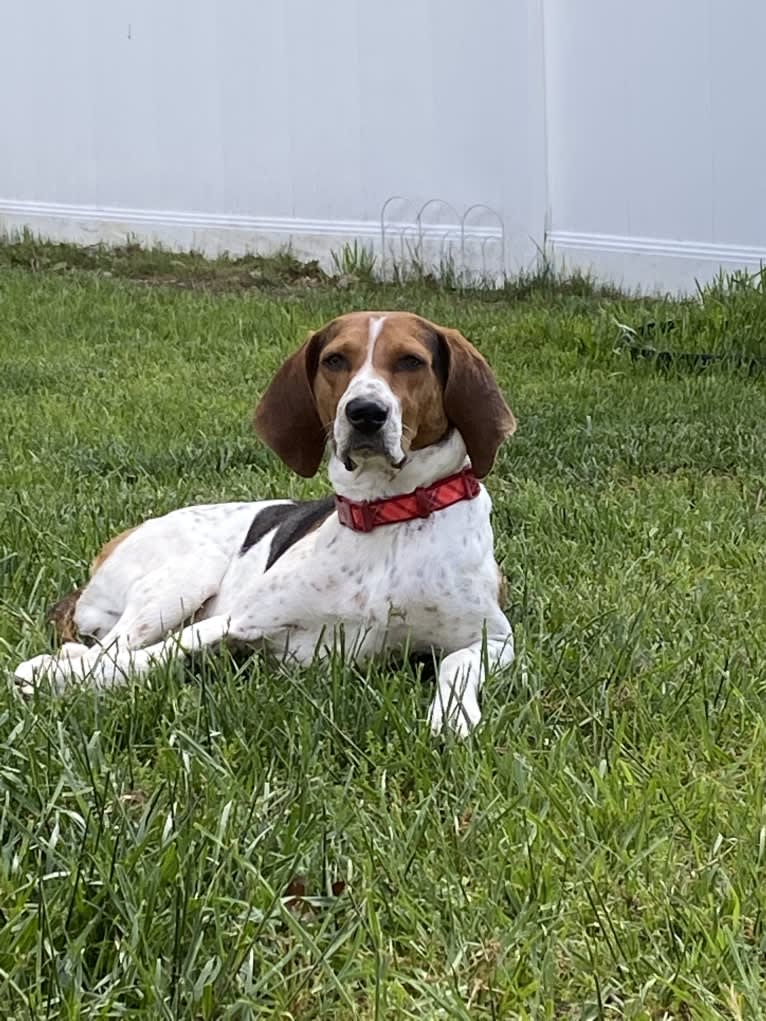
[252,331,329,478]
[45,587,85,644]
[437,325,516,478]
[90,526,139,574]
[254,312,515,479]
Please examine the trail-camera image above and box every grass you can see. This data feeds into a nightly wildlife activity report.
[3,239,766,1018]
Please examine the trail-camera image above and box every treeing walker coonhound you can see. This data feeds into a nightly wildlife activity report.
[14,312,516,735]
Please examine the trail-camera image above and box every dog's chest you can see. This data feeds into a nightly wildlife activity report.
[264,496,496,659]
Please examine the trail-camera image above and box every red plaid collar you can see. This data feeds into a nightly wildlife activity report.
[335,466,480,533]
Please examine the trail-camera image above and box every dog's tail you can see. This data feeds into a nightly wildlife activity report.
[46,587,85,644]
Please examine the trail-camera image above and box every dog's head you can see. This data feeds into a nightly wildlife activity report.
[253,311,515,479]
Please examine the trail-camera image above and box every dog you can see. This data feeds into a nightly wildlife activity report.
[14,312,516,735]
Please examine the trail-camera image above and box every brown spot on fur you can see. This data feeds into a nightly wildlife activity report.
[46,587,85,645]
[90,525,139,575]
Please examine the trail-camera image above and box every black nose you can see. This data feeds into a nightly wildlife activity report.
[345,397,388,434]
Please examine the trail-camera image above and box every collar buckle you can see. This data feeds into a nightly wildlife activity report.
[413,485,437,518]
[336,495,374,533]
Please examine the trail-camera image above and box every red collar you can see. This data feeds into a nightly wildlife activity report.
[335,466,480,533]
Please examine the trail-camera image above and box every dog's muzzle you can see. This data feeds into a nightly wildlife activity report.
[335,376,407,472]
[338,398,404,471]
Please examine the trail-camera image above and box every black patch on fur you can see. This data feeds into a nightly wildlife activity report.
[239,498,335,569]
[264,497,335,571]
[240,503,298,556]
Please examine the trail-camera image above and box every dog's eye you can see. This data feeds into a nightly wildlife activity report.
[395,354,426,371]
[322,352,349,371]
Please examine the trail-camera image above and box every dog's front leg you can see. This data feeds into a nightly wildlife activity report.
[14,614,241,695]
[428,628,515,737]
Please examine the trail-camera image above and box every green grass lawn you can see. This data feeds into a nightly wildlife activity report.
[3,241,766,1019]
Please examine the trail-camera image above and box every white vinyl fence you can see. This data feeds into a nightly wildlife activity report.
[2,0,765,292]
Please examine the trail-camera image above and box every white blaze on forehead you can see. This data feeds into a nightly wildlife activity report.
[340,314,389,397]
[364,316,386,367]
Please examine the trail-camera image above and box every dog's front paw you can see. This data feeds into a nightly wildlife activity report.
[13,644,97,696]
[427,689,481,738]
[13,653,60,697]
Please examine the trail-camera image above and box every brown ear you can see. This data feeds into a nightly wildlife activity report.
[438,327,516,478]
[253,332,326,477]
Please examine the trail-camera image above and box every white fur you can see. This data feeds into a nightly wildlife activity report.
[14,320,514,736]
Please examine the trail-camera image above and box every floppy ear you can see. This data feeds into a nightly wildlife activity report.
[437,327,516,478]
[253,331,326,477]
